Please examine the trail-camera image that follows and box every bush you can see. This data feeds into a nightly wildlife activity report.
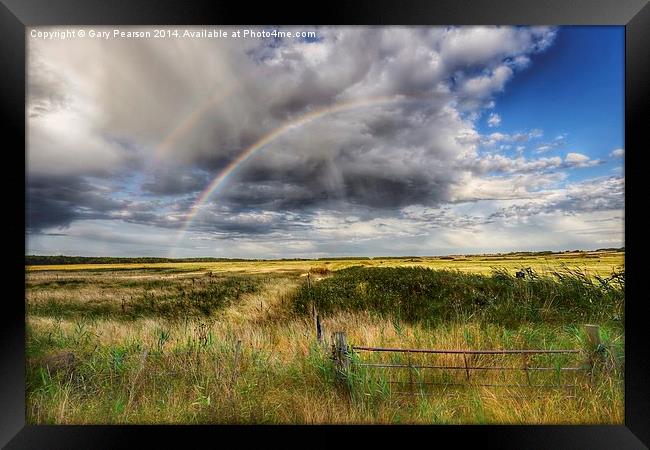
[293,266,624,327]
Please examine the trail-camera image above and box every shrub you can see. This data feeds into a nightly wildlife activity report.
[293,266,624,326]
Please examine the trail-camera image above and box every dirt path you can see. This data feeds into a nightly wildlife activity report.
[219,276,302,325]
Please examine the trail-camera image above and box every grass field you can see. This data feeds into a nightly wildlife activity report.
[26,249,623,276]
[25,250,624,424]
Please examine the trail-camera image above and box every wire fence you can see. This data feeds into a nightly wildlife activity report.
[329,327,602,398]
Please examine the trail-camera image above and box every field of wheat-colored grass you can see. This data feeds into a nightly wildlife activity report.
[26,250,624,277]
[25,251,624,424]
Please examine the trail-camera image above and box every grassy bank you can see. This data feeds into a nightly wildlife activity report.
[26,249,624,277]
[294,266,624,327]
[25,257,624,424]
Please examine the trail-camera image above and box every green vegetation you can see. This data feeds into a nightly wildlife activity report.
[294,266,624,327]
[25,248,624,266]
[25,255,260,265]
[26,249,624,279]
[27,272,264,320]
[25,251,625,424]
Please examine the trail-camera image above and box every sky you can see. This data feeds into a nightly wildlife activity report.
[26,26,625,258]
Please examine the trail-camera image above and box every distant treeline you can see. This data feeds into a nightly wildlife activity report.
[25,256,258,265]
[491,247,624,257]
[25,247,624,266]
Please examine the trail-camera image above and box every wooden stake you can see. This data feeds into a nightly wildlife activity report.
[232,340,242,387]
[316,314,323,344]
[585,324,602,380]
[585,324,601,350]
[333,331,350,373]
[408,351,415,394]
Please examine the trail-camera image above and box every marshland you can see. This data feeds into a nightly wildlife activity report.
[25,249,624,424]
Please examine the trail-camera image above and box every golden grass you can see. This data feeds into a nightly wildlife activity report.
[26,250,624,277]
[25,265,624,424]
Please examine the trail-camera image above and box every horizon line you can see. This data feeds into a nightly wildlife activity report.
[24,247,625,262]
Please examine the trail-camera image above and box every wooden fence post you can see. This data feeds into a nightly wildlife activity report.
[585,324,603,379]
[408,351,415,394]
[308,273,318,334]
[316,314,323,345]
[332,331,350,376]
[585,324,601,350]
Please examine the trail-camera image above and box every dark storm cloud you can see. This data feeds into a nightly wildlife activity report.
[141,168,211,196]
[219,180,328,210]
[217,131,456,212]
[27,175,126,231]
[340,173,445,209]
[27,193,78,231]
[28,25,618,243]
[185,204,313,236]
[27,174,172,233]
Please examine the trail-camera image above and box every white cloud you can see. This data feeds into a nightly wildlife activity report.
[610,148,624,158]
[439,26,556,69]
[564,152,601,168]
[461,65,513,99]
[535,133,566,153]
[26,25,625,258]
[481,129,543,147]
[487,112,501,127]
[448,170,567,203]
[28,26,555,175]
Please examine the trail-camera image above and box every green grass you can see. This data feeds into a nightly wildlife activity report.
[24,257,625,424]
[294,266,624,327]
[26,249,624,277]
[27,272,266,321]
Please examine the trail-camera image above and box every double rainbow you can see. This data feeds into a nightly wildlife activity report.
[170,94,421,252]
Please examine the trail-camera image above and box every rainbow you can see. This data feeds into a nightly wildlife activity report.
[170,94,422,253]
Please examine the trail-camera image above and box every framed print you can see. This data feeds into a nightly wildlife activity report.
[2,0,649,447]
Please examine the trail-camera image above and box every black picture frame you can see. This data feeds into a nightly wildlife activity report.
[2,0,648,448]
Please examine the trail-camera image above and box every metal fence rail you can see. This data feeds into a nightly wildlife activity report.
[352,346,581,354]
[356,363,584,371]
[329,326,603,396]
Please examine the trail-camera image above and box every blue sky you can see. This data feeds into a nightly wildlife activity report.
[478,26,624,183]
[26,26,625,257]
